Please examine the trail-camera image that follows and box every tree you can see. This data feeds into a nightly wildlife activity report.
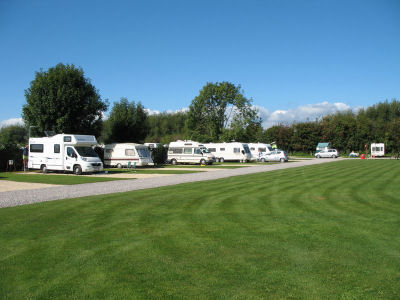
[0,125,27,171]
[103,98,149,143]
[187,82,258,142]
[23,63,108,137]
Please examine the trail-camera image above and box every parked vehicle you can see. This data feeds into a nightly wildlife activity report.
[203,142,251,162]
[144,142,162,149]
[258,150,289,162]
[167,140,215,165]
[247,143,273,161]
[28,134,103,174]
[315,149,339,158]
[104,143,153,168]
[371,143,385,157]
[349,151,359,158]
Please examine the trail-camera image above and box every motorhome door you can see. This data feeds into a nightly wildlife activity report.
[65,146,77,171]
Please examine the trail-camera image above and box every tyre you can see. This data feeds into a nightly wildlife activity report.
[215,158,220,163]
[116,163,122,169]
[219,157,224,163]
[171,159,177,165]
[316,155,321,158]
[280,158,285,163]
[41,164,48,174]
[261,158,266,163]
[200,159,206,165]
[74,165,82,175]
[333,155,337,158]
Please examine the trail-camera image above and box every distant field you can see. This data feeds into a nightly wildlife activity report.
[0,172,124,185]
[0,160,399,298]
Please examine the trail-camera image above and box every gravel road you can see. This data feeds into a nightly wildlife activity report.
[0,158,340,208]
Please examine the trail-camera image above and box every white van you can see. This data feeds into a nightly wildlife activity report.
[247,143,273,161]
[203,142,251,162]
[28,134,103,174]
[104,143,153,168]
[371,143,385,157]
[167,140,215,165]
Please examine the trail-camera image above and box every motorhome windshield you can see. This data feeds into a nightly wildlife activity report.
[137,147,150,157]
[200,147,210,153]
[267,146,273,151]
[243,145,250,154]
[75,147,98,157]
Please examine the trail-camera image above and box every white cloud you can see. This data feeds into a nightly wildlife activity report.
[255,101,352,128]
[145,108,189,115]
[0,118,24,128]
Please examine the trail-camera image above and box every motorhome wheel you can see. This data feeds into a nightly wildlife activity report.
[74,165,82,175]
[261,158,266,163]
[280,158,285,163]
[316,155,321,158]
[171,159,177,165]
[219,157,224,163]
[200,159,206,165]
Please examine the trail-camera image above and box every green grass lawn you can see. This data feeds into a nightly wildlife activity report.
[1,160,399,298]
[0,172,125,185]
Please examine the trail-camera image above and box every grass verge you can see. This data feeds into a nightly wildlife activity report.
[0,160,399,298]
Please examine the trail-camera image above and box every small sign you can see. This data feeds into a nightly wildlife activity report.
[8,160,14,165]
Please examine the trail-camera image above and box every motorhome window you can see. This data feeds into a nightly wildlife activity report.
[233,148,240,153]
[125,149,135,156]
[184,148,193,154]
[54,144,60,153]
[194,148,202,154]
[75,147,98,157]
[64,136,72,142]
[220,148,225,151]
[169,148,183,154]
[267,146,273,151]
[67,147,76,157]
[30,144,43,153]
[137,148,150,157]
[208,148,216,152]
[243,145,250,153]
[200,147,210,153]
[258,147,266,152]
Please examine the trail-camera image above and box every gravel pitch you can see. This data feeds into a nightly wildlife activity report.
[0,158,340,208]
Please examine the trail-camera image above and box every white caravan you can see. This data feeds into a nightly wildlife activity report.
[104,143,153,167]
[371,143,385,157]
[28,134,103,174]
[167,140,215,165]
[203,142,251,162]
[247,143,274,161]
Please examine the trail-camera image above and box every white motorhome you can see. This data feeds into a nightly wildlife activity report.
[28,134,103,174]
[247,143,273,161]
[104,143,153,167]
[371,143,385,157]
[167,140,215,165]
[203,142,251,162]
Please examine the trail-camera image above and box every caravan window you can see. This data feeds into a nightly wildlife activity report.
[184,148,193,154]
[54,144,60,153]
[64,136,72,142]
[250,147,255,151]
[208,148,216,152]
[105,149,113,153]
[137,148,150,157]
[30,144,43,153]
[125,149,135,156]
[220,148,225,151]
[233,148,240,153]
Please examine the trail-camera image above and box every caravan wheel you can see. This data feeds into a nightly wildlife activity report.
[41,164,48,174]
[219,157,224,163]
[116,163,122,169]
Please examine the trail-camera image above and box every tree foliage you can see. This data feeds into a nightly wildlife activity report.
[102,98,149,144]
[23,63,108,136]
[146,111,189,144]
[187,82,259,142]
[0,125,27,171]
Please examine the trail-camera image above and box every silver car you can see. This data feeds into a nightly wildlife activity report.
[258,150,289,163]
[315,149,339,158]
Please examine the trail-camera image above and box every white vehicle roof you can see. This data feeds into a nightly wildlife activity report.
[30,134,98,146]
[169,140,206,147]
[105,143,148,149]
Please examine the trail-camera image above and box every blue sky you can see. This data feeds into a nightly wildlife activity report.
[1,0,399,128]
